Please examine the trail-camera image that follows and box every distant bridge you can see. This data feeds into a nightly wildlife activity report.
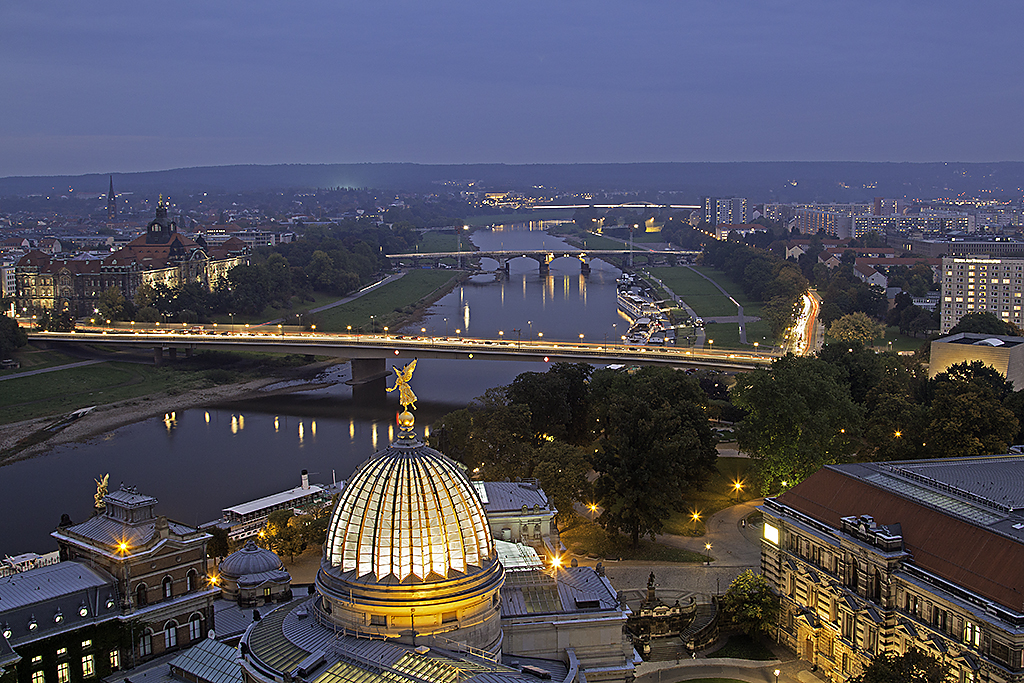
[30,330,775,389]
[386,249,699,273]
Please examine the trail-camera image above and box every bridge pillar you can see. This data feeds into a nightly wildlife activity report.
[349,357,388,384]
[539,260,549,275]
[154,347,163,365]
[168,347,177,361]
[185,348,193,358]
[580,258,591,275]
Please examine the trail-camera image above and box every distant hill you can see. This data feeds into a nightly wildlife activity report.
[2,161,1024,202]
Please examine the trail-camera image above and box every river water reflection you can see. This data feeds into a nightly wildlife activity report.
[3,223,629,554]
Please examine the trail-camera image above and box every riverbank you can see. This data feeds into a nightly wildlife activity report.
[0,360,339,466]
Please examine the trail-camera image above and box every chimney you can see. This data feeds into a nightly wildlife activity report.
[155,515,169,539]
[301,470,309,490]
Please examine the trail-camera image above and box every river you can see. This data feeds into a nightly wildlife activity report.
[2,223,630,555]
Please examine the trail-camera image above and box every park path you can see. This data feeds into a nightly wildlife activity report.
[684,265,757,345]
[261,272,406,325]
[0,359,105,382]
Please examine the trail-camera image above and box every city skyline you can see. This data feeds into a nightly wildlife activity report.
[2,0,1023,178]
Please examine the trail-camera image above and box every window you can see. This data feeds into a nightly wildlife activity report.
[82,654,95,678]
[57,662,70,683]
[764,523,779,545]
[964,620,980,648]
[263,587,272,597]
[139,631,152,657]
[163,577,173,599]
[136,584,148,607]
[56,648,67,657]
[189,616,202,641]
[109,649,120,670]
[81,640,91,649]
[165,622,178,648]
[32,656,42,665]
[32,670,45,683]
[442,611,457,624]
[186,570,197,592]
[369,614,386,627]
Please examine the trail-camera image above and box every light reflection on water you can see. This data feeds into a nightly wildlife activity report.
[1,223,628,554]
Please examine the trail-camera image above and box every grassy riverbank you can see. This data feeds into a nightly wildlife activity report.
[310,269,463,333]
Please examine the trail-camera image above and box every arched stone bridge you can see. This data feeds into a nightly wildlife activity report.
[385,249,699,274]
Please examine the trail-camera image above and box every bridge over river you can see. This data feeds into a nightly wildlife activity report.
[30,330,775,392]
[386,249,699,273]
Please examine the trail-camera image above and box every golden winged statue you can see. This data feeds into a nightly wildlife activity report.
[387,360,418,410]
[94,473,109,510]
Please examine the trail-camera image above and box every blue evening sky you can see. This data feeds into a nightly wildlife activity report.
[1,0,1021,176]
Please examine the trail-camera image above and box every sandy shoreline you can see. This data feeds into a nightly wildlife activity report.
[0,363,339,466]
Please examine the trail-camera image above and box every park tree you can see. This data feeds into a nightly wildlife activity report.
[258,509,306,562]
[924,362,1018,458]
[848,649,948,683]
[507,363,593,444]
[827,311,884,345]
[532,441,592,525]
[0,313,28,357]
[98,285,133,321]
[229,264,271,315]
[37,307,76,332]
[949,311,1021,336]
[591,367,718,547]
[732,354,860,494]
[720,570,780,636]
[206,527,230,559]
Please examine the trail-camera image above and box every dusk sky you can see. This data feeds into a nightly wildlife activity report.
[2,0,1022,177]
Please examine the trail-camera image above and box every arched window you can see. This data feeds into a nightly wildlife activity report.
[162,576,173,600]
[139,631,153,657]
[188,615,202,641]
[534,524,541,539]
[186,570,198,592]
[164,621,178,649]
[136,583,148,607]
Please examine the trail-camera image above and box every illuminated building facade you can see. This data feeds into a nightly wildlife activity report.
[761,458,1024,683]
[51,485,217,663]
[940,257,1024,332]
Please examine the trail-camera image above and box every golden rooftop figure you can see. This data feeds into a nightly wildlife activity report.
[93,473,109,510]
[387,359,418,411]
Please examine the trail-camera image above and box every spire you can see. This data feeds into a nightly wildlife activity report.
[108,175,114,200]
[107,176,116,222]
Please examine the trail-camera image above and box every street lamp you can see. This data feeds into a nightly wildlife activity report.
[369,315,376,334]
[705,542,712,565]
[774,669,781,683]
[691,510,701,531]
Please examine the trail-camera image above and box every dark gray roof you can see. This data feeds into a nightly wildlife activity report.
[883,456,1024,512]
[501,567,620,617]
[0,562,112,611]
[169,637,242,683]
[55,514,199,553]
[105,487,159,508]
[476,482,550,513]
[935,332,1024,347]
[218,541,283,580]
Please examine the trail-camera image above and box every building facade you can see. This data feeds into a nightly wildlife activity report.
[940,257,1024,333]
[51,486,218,664]
[761,457,1024,683]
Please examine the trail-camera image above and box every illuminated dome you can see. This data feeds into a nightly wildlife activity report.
[324,434,493,583]
[316,423,504,654]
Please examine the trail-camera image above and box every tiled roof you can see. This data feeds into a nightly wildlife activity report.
[777,460,1024,611]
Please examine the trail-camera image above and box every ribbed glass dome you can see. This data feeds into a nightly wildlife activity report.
[325,439,493,583]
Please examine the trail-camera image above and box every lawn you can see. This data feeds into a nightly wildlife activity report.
[0,346,83,376]
[702,322,740,349]
[707,634,777,660]
[0,362,213,426]
[310,269,459,333]
[662,458,757,537]
[874,326,930,354]
[650,267,738,318]
[416,231,470,253]
[209,290,348,325]
[577,233,629,251]
[560,515,707,563]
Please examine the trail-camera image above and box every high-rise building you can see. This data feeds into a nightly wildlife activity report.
[940,256,1024,332]
[702,197,747,226]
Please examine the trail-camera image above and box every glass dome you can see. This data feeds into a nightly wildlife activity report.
[325,438,493,583]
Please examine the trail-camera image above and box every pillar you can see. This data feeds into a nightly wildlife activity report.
[580,259,591,275]
[349,358,388,384]
[168,347,177,360]
[539,260,550,275]
[154,347,163,365]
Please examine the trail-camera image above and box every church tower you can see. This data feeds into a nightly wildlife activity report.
[106,176,116,222]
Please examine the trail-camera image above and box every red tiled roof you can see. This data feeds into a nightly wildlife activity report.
[778,467,1024,611]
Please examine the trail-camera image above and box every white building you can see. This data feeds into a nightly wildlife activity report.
[940,257,1024,333]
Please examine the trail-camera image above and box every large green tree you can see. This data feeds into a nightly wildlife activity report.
[849,649,948,683]
[591,367,718,547]
[924,361,1018,458]
[506,362,593,444]
[949,311,1021,336]
[732,354,860,494]
[97,285,133,321]
[827,311,884,345]
[720,570,780,636]
[0,313,28,358]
